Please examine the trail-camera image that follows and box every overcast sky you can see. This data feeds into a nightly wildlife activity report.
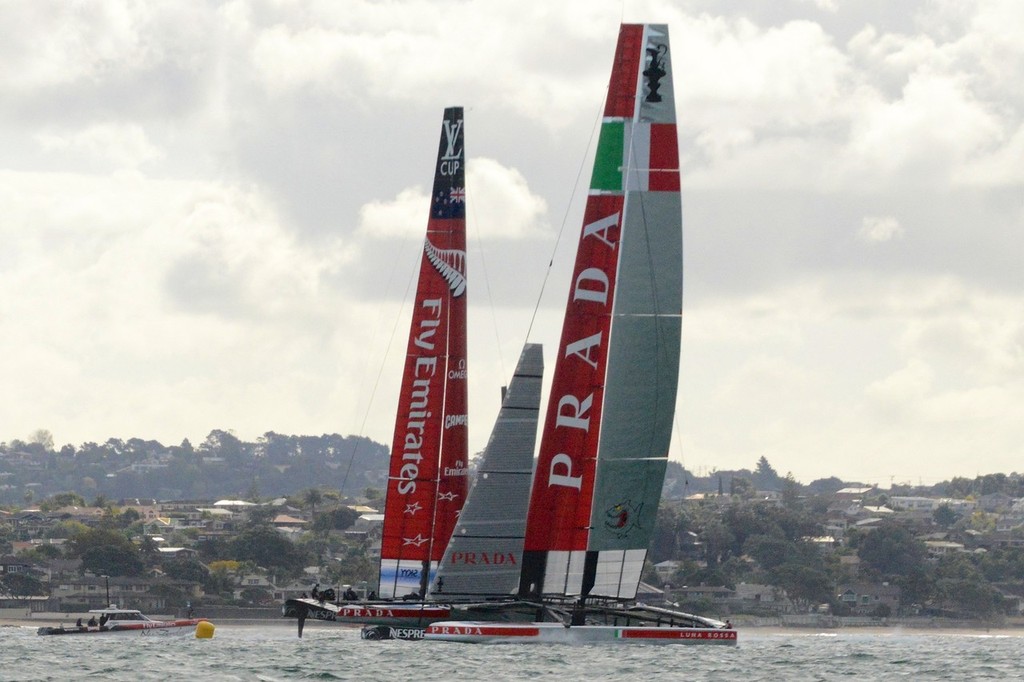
[1,0,1021,486]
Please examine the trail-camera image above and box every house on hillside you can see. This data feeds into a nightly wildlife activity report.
[978,493,1014,513]
[653,560,682,580]
[837,583,901,615]
[733,582,790,611]
[835,487,876,501]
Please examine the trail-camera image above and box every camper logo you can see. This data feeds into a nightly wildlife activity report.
[604,499,644,538]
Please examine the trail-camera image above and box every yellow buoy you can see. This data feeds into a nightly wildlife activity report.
[195,621,215,639]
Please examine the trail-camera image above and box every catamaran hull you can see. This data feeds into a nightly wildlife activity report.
[283,598,450,627]
[360,624,429,640]
[423,621,737,644]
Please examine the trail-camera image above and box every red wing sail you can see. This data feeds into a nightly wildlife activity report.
[379,107,468,599]
[521,24,682,601]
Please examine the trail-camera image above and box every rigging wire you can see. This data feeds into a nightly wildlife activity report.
[337,220,419,495]
[466,154,507,383]
[522,94,607,346]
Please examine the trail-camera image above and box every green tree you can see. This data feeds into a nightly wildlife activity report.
[312,507,359,534]
[781,474,803,509]
[743,535,794,572]
[239,586,274,605]
[229,525,309,580]
[857,521,926,576]
[163,558,210,584]
[701,520,735,567]
[1,572,45,596]
[936,579,1003,618]
[753,456,782,490]
[303,488,324,525]
[117,507,142,529]
[40,492,86,511]
[29,429,55,451]
[81,544,145,577]
[730,476,754,498]
[67,528,133,557]
[772,563,831,609]
[932,504,957,528]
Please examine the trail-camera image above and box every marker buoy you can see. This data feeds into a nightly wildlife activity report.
[195,621,215,639]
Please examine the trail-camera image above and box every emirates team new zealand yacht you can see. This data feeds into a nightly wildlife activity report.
[283,107,547,639]
[423,23,736,645]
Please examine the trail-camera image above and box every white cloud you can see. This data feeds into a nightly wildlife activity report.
[357,186,428,239]
[467,158,548,239]
[35,123,163,168]
[858,215,903,242]
[358,157,546,240]
[865,358,934,410]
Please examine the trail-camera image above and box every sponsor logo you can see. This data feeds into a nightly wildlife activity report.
[443,459,468,477]
[544,211,620,493]
[447,357,468,380]
[388,627,426,640]
[444,414,467,429]
[428,624,485,636]
[439,118,463,176]
[449,551,518,566]
[621,628,737,640]
[309,609,337,622]
[604,499,644,538]
[424,240,467,298]
[402,535,428,548]
[396,299,442,496]
[642,41,668,103]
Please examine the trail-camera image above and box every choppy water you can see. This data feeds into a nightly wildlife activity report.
[3,622,1023,681]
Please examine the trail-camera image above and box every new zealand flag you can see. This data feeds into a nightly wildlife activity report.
[432,186,466,219]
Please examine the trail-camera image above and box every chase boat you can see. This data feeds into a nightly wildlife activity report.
[37,605,208,636]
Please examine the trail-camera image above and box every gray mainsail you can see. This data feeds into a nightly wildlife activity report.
[429,344,544,599]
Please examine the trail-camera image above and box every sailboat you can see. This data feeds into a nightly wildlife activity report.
[283,106,470,634]
[423,23,736,644]
[282,109,548,639]
[363,342,544,639]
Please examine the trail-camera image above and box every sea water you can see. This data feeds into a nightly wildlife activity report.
[2,623,1021,681]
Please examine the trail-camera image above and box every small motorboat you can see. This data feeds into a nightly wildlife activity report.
[37,605,209,636]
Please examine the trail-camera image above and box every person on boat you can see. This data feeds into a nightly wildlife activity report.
[99,614,108,627]
[87,615,97,627]
[311,583,320,601]
[367,590,376,601]
[725,620,733,629]
[343,587,358,601]
[76,618,83,628]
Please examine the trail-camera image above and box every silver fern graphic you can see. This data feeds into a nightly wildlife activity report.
[424,239,467,297]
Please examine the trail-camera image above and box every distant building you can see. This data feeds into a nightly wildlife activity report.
[835,487,876,500]
[923,540,966,557]
[837,583,901,615]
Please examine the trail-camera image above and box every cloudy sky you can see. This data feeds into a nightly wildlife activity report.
[1,0,1021,486]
